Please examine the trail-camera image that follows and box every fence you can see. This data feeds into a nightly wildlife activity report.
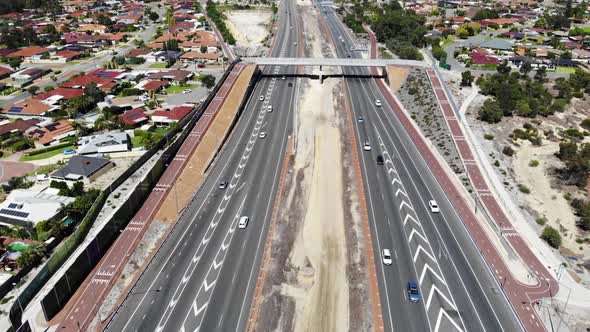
[7,59,240,330]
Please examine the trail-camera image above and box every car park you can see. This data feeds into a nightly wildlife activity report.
[428,200,440,213]
[238,216,249,229]
[382,249,392,265]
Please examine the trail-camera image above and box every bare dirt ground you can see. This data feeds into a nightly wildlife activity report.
[466,94,590,284]
[252,1,372,331]
[225,9,273,57]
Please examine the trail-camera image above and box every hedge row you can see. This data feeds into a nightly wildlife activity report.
[25,142,74,157]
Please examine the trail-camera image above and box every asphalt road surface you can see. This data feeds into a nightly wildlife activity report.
[319,4,524,332]
[104,0,301,331]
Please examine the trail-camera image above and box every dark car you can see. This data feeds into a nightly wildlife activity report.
[407,281,420,303]
[376,155,384,165]
[219,181,228,189]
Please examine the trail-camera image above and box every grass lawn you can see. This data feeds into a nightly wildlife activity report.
[20,145,75,161]
[153,127,169,135]
[0,150,12,159]
[131,135,144,148]
[149,63,168,69]
[165,84,197,94]
[31,164,63,175]
[556,66,577,74]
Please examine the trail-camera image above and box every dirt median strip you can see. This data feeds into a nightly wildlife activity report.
[342,79,385,332]
[156,64,256,222]
[246,136,293,332]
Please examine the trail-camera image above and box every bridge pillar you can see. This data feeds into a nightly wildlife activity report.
[319,65,323,84]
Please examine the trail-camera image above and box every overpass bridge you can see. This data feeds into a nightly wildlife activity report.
[240,57,427,82]
[240,57,427,68]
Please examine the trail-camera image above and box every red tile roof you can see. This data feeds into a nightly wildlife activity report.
[33,88,84,101]
[143,80,168,91]
[7,46,50,58]
[55,50,82,59]
[119,108,148,126]
[0,119,40,136]
[152,106,193,121]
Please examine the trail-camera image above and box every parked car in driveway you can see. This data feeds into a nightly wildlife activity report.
[183,89,192,94]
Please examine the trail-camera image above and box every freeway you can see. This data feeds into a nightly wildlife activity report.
[319,4,524,332]
[104,0,301,331]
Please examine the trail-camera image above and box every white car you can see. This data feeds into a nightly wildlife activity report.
[428,200,440,213]
[267,105,273,113]
[183,89,192,94]
[259,132,267,139]
[238,216,249,229]
[375,99,382,107]
[363,141,371,151]
[259,95,265,101]
[382,249,393,265]
[294,42,297,46]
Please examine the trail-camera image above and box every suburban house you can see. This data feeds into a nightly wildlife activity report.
[144,50,184,63]
[0,66,14,80]
[0,188,74,228]
[50,155,114,183]
[119,108,149,127]
[33,88,85,105]
[9,67,51,85]
[147,70,193,83]
[180,51,222,63]
[27,119,76,146]
[151,106,193,125]
[77,132,130,155]
[480,39,514,55]
[137,80,169,93]
[3,99,56,117]
[0,119,40,140]
[78,24,108,34]
[7,46,51,63]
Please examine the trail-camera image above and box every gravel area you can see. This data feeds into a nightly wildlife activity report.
[397,68,473,193]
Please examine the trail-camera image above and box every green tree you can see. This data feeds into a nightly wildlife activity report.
[519,62,532,77]
[27,85,39,95]
[200,45,208,53]
[479,99,503,123]
[461,70,474,87]
[534,66,547,81]
[540,226,562,249]
[432,46,447,62]
[149,12,159,22]
[200,74,216,89]
[496,60,511,75]
[8,57,22,70]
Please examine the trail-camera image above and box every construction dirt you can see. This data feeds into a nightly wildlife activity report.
[156,64,255,222]
[251,2,372,330]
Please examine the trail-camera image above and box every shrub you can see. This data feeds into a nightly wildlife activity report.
[120,88,142,96]
[484,133,494,140]
[502,146,514,157]
[540,226,562,249]
[518,184,530,194]
[536,217,547,226]
[529,160,540,167]
[493,160,500,167]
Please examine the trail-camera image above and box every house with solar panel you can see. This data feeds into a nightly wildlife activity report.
[0,188,74,229]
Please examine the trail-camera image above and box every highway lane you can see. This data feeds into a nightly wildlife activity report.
[104,0,301,331]
[320,4,523,332]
